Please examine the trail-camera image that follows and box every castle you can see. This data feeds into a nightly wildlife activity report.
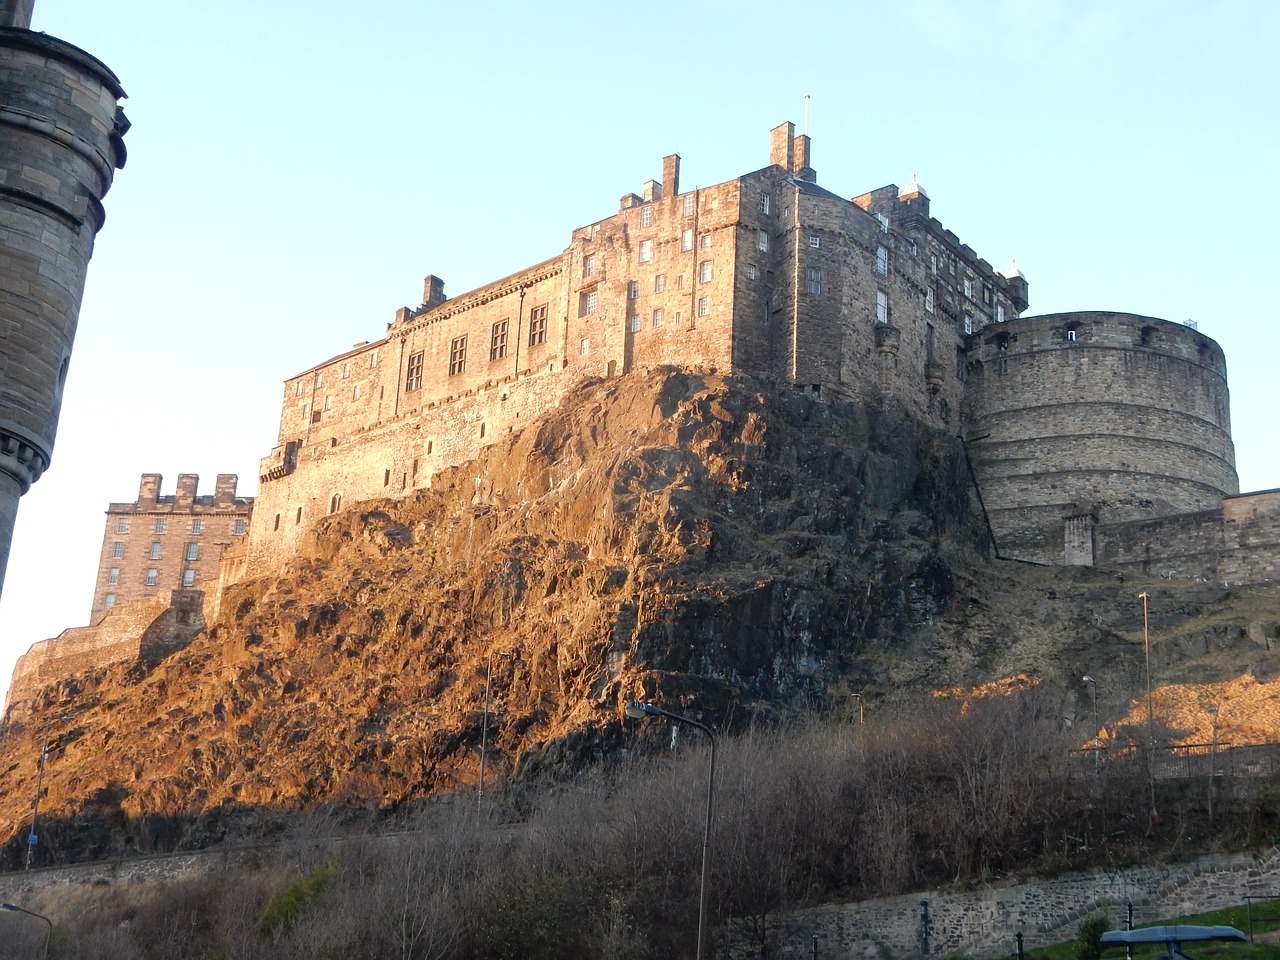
[0,0,129,598]
[241,121,1274,580]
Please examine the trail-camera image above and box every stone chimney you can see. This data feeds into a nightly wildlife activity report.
[214,474,238,506]
[138,473,161,507]
[0,0,34,29]
[642,179,661,203]
[792,133,814,182]
[422,275,446,309]
[175,474,198,507]
[663,154,681,198]
[770,121,795,171]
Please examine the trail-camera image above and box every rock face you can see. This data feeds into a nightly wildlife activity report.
[3,368,1279,864]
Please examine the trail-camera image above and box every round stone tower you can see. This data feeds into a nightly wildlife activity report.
[0,0,128,595]
[964,311,1237,565]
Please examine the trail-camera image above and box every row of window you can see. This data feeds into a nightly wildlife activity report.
[294,351,381,396]
[628,193,700,231]
[626,299,709,332]
[112,518,245,536]
[110,541,204,563]
[103,564,198,595]
[403,306,551,390]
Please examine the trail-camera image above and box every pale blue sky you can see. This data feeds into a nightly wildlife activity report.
[2,0,1277,699]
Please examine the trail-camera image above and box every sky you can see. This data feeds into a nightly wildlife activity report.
[1,0,1277,702]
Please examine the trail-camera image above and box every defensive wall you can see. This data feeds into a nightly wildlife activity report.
[0,9,129,597]
[964,312,1238,566]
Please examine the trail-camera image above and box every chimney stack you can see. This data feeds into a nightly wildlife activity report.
[663,154,681,198]
[770,122,795,171]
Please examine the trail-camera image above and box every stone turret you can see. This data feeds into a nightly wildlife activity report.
[0,0,129,596]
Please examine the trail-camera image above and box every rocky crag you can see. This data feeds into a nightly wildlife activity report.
[3,368,1279,864]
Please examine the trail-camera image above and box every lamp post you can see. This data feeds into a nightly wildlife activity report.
[851,692,864,725]
[1139,591,1158,821]
[2,901,52,960]
[625,700,717,960]
[477,651,511,806]
[1082,675,1100,770]
[24,715,71,870]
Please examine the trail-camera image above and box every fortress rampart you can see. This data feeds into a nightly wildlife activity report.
[0,10,128,595]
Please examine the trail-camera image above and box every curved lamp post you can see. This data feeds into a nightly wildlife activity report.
[625,701,716,960]
[2,901,52,960]
[1082,675,1100,770]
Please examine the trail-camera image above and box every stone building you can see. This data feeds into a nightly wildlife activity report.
[0,0,129,598]
[89,473,252,622]
[247,121,1029,570]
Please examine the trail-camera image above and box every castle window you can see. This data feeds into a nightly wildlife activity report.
[629,314,641,333]
[154,519,165,535]
[580,291,599,316]
[876,290,889,323]
[652,309,664,327]
[964,276,974,299]
[342,362,350,379]
[755,230,767,253]
[150,542,161,559]
[191,519,202,535]
[295,381,304,397]
[925,288,935,314]
[302,402,309,418]
[580,338,590,355]
[640,206,652,228]
[683,194,695,216]
[876,212,889,233]
[675,311,683,326]
[449,336,468,375]
[182,569,196,587]
[931,254,939,277]
[186,543,199,561]
[529,305,548,345]
[698,297,709,317]
[875,245,889,276]
[746,263,757,280]
[638,240,652,263]
[324,395,332,411]
[116,518,127,534]
[760,192,771,215]
[330,494,341,514]
[370,349,379,368]
[352,384,361,400]
[1140,325,1155,346]
[1067,328,1077,341]
[700,233,712,249]
[964,314,974,335]
[628,281,639,300]
[406,352,424,391]
[583,254,595,278]
[112,542,124,558]
[104,594,116,609]
[655,274,665,293]
[490,320,508,361]
[681,229,693,252]
[809,235,821,248]
[997,333,1010,351]
[108,568,119,585]
[806,267,823,295]
[996,304,1006,323]
[146,568,158,586]
[234,519,245,536]
[699,260,713,283]
[677,275,685,290]
[311,411,322,424]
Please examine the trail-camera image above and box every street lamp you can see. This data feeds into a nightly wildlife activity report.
[2,901,52,960]
[477,651,511,806]
[851,692,864,725]
[625,700,717,960]
[1082,676,1100,769]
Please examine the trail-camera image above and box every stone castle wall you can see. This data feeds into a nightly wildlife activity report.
[964,312,1238,565]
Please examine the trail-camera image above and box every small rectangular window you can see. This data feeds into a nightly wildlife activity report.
[580,338,590,356]
[108,568,120,585]
[191,519,202,535]
[146,568,158,587]
[341,362,350,379]
[154,519,165,535]
[294,381,304,397]
[930,254,939,277]
[875,245,889,276]
[875,212,889,233]
[104,593,116,609]
[700,234,712,249]
[681,229,693,252]
[746,263,757,280]
[490,320,509,361]
[370,349,379,368]
[234,519,246,536]
[583,254,595,278]
[925,288,935,314]
[676,275,685,290]
[629,314,641,333]
[697,297,709,317]
[640,206,652,228]
[406,351,424,391]
[809,235,821,248]
[654,274,665,293]
[150,542,161,559]
[112,541,124,558]
[186,543,199,561]
[964,276,974,299]
[638,240,652,263]
[528,305,548,345]
[652,309,664,327]
[352,384,361,400]
[806,267,823,296]
[964,314,974,335]
[699,261,713,283]
[584,291,599,314]
[876,290,889,323]
[683,194,695,216]
[628,280,639,300]
[997,304,1006,323]
[182,568,196,587]
[757,230,769,252]
[449,336,467,375]
[323,395,332,411]
[760,192,771,215]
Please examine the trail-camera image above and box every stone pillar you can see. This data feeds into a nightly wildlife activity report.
[875,324,901,392]
[1064,511,1096,566]
[0,15,129,596]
